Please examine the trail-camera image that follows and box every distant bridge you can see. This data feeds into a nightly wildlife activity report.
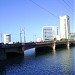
[0,40,75,60]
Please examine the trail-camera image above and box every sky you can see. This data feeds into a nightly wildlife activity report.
[0,0,75,42]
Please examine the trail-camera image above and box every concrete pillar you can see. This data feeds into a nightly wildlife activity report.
[52,41,56,50]
[19,46,24,55]
[0,48,6,60]
[66,40,70,48]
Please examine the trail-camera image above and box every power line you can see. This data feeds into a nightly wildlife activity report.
[67,0,75,13]
[29,0,59,19]
[58,0,73,14]
[62,0,74,11]
[67,0,73,7]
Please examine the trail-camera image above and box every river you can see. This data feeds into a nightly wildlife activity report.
[0,47,75,75]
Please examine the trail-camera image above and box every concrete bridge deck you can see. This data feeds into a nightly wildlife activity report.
[0,40,75,60]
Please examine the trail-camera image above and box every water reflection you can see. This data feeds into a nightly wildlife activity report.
[67,46,70,50]
[6,54,24,65]
[1,53,25,75]
[53,49,56,55]
[0,61,6,75]
[0,47,75,75]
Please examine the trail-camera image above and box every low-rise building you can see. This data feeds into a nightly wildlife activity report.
[56,35,60,40]
[69,32,75,40]
[42,26,58,41]
[4,34,11,44]
[37,38,42,42]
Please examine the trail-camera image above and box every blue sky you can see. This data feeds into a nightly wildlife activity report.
[0,0,75,42]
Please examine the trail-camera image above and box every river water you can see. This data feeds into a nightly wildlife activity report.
[0,47,75,75]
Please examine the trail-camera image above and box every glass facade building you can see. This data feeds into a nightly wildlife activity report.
[42,26,58,41]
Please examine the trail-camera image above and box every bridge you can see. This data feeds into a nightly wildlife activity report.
[0,40,75,60]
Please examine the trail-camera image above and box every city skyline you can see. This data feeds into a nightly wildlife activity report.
[0,0,74,42]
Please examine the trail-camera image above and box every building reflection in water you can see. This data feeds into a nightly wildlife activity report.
[53,49,56,55]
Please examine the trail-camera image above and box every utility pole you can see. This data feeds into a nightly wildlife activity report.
[24,27,26,42]
[20,28,22,42]
[0,33,2,43]
[20,27,26,43]
[33,34,36,42]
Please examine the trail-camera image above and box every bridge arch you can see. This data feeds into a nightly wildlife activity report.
[35,46,53,54]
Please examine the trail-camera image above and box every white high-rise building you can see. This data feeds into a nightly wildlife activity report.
[4,34,11,44]
[42,26,58,41]
[59,15,70,39]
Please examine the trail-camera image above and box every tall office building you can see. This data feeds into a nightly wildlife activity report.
[59,15,70,39]
[42,26,58,41]
[4,34,11,44]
